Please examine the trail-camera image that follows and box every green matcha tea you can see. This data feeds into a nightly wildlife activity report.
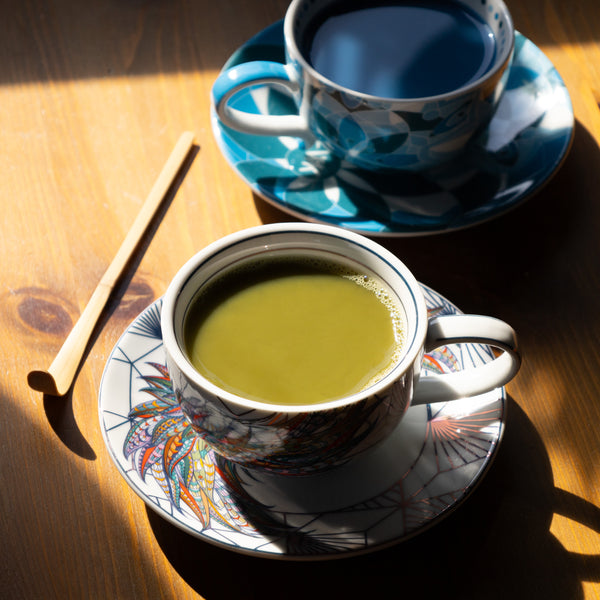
[184,255,405,406]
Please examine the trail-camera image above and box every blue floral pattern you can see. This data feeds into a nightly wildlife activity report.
[212,23,573,235]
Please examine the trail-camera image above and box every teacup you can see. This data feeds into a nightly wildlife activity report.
[212,0,514,172]
[161,223,520,474]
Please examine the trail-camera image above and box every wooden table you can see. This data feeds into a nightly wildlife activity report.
[2,0,600,597]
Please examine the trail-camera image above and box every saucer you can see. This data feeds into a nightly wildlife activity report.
[99,285,505,560]
[211,22,574,236]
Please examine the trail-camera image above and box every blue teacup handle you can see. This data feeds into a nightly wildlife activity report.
[212,61,314,140]
[412,315,521,405]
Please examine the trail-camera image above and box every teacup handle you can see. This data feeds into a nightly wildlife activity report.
[212,61,312,139]
[412,315,521,405]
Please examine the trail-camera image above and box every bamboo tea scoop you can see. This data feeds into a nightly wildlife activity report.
[28,131,196,396]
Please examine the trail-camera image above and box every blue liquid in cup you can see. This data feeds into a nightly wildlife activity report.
[307,0,497,98]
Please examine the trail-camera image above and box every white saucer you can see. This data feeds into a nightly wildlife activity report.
[99,285,505,560]
[212,23,574,236]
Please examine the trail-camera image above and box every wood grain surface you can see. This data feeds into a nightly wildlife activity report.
[2,0,600,598]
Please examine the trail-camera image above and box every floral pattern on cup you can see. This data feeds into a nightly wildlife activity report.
[170,365,412,474]
[305,70,509,171]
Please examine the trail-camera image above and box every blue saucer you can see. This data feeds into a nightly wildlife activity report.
[211,22,574,236]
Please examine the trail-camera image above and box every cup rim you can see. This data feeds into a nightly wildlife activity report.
[161,223,429,414]
[283,0,515,104]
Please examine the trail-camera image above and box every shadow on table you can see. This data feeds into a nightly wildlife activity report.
[3,0,597,86]
[0,0,286,84]
[147,397,600,599]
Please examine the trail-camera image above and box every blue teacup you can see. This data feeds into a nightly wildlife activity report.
[212,0,514,172]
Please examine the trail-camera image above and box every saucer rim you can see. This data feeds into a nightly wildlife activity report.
[98,286,506,560]
[212,22,574,237]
